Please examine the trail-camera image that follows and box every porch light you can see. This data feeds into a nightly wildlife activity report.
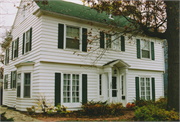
[114,69,117,74]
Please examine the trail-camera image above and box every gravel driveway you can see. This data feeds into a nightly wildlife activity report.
[0,106,42,122]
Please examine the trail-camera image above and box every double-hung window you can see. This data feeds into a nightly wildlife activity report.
[140,77,151,100]
[66,26,80,50]
[141,40,150,58]
[113,35,120,50]
[14,40,18,58]
[4,75,8,89]
[23,28,32,54]
[24,73,31,98]
[11,71,17,89]
[63,74,79,103]
[17,73,21,97]
[5,48,9,65]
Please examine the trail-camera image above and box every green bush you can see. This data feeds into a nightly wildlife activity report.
[155,98,167,109]
[81,100,123,116]
[135,104,179,121]
[0,112,14,121]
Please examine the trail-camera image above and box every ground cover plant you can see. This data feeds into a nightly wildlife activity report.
[134,98,180,121]
[0,112,14,121]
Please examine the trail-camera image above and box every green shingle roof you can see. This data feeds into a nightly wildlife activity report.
[35,0,130,27]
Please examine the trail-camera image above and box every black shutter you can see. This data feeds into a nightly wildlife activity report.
[137,39,141,59]
[22,33,25,55]
[58,24,64,49]
[121,35,125,51]
[10,72,12,89]
[29,28,32,51]
[152,78,155,101]
[17,37,19,57]
[151,42,155,60]
[11,42,14,60]
[100,32,104,48]
[82,74,87,104]
[82,28,87,52]
[135,77,140,101]
[55,73,61,106]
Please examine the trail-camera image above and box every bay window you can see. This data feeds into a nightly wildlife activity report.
[24,73,31,98]
[17,73,21,97]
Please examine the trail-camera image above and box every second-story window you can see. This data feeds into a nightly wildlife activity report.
[66,26,80,50]
[141,40,150,58]
[11,38,19,60]
[23,28,32,54]
[5,48,9,65]
[106,34,112,48]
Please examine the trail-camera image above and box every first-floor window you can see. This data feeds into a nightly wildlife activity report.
[17,73,21,97]
[63,74,79,103]
[140,77,150,100]
[24,73,31,98]
[4,75,8,89]
[12,71,16,88]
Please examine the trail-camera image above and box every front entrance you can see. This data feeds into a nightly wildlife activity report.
[112,76,118,103]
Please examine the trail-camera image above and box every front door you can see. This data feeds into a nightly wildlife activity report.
[112,76,118,102]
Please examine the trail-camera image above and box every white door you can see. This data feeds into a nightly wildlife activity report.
[112,76,118,103]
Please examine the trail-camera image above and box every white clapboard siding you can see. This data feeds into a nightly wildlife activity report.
[40,15,164,71]
[38,62,98,107]
[3,0,42,110]
[127,69,164,103]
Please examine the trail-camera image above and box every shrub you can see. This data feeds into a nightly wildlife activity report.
[26,107,35,115]
[155,98,167,109]
[81,100,123,116]
[135,104,179,121]
[0,112,14,121]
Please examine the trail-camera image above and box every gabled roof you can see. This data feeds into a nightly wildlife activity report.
[35,0,130,27]
[103,59,130,68]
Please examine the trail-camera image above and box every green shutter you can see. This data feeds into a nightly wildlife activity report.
[55,73,61,106]
[121,35,125,51]
[137,39,141,59]
[135,77,140,101]
[82,28,87,52]
[22,33,25,54]
[11,42,14,60]
[58,24,64,49]
[14,71,17,88]
[29,28,32,51]
[100,32,104,48]
[82,74,87,104]
[151,42,155,60]
[17,37,19,57]
[10,72,12,89]
[152,78,155,101]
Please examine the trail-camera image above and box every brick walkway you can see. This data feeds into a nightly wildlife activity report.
[0,106,42,122]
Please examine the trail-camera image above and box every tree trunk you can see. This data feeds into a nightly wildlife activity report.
[165,1,179,112]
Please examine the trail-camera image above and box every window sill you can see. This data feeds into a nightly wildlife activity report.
[140,58,152,61]
[106,48,123,52]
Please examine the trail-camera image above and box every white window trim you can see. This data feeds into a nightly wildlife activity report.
[64,25,82,51]
[139,77,152,100]
[141,40,151,59]
[61,73,82,107]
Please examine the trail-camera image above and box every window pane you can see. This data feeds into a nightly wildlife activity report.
[24,86,30,98]
[17,84,21,97]
[24,73,30,85]
[112,90,117,97]
[142,50,150,58]
[141,40,149,50]
[66,38,79,49]
[66,26,79,38]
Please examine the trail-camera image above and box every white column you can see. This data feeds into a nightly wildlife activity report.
[108,72,112,103]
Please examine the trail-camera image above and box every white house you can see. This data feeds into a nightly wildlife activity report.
[2,0,165,111]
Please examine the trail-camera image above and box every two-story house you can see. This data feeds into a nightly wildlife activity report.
[2,0,165,111]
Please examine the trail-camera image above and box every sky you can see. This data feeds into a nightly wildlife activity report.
[0,0,83,42]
